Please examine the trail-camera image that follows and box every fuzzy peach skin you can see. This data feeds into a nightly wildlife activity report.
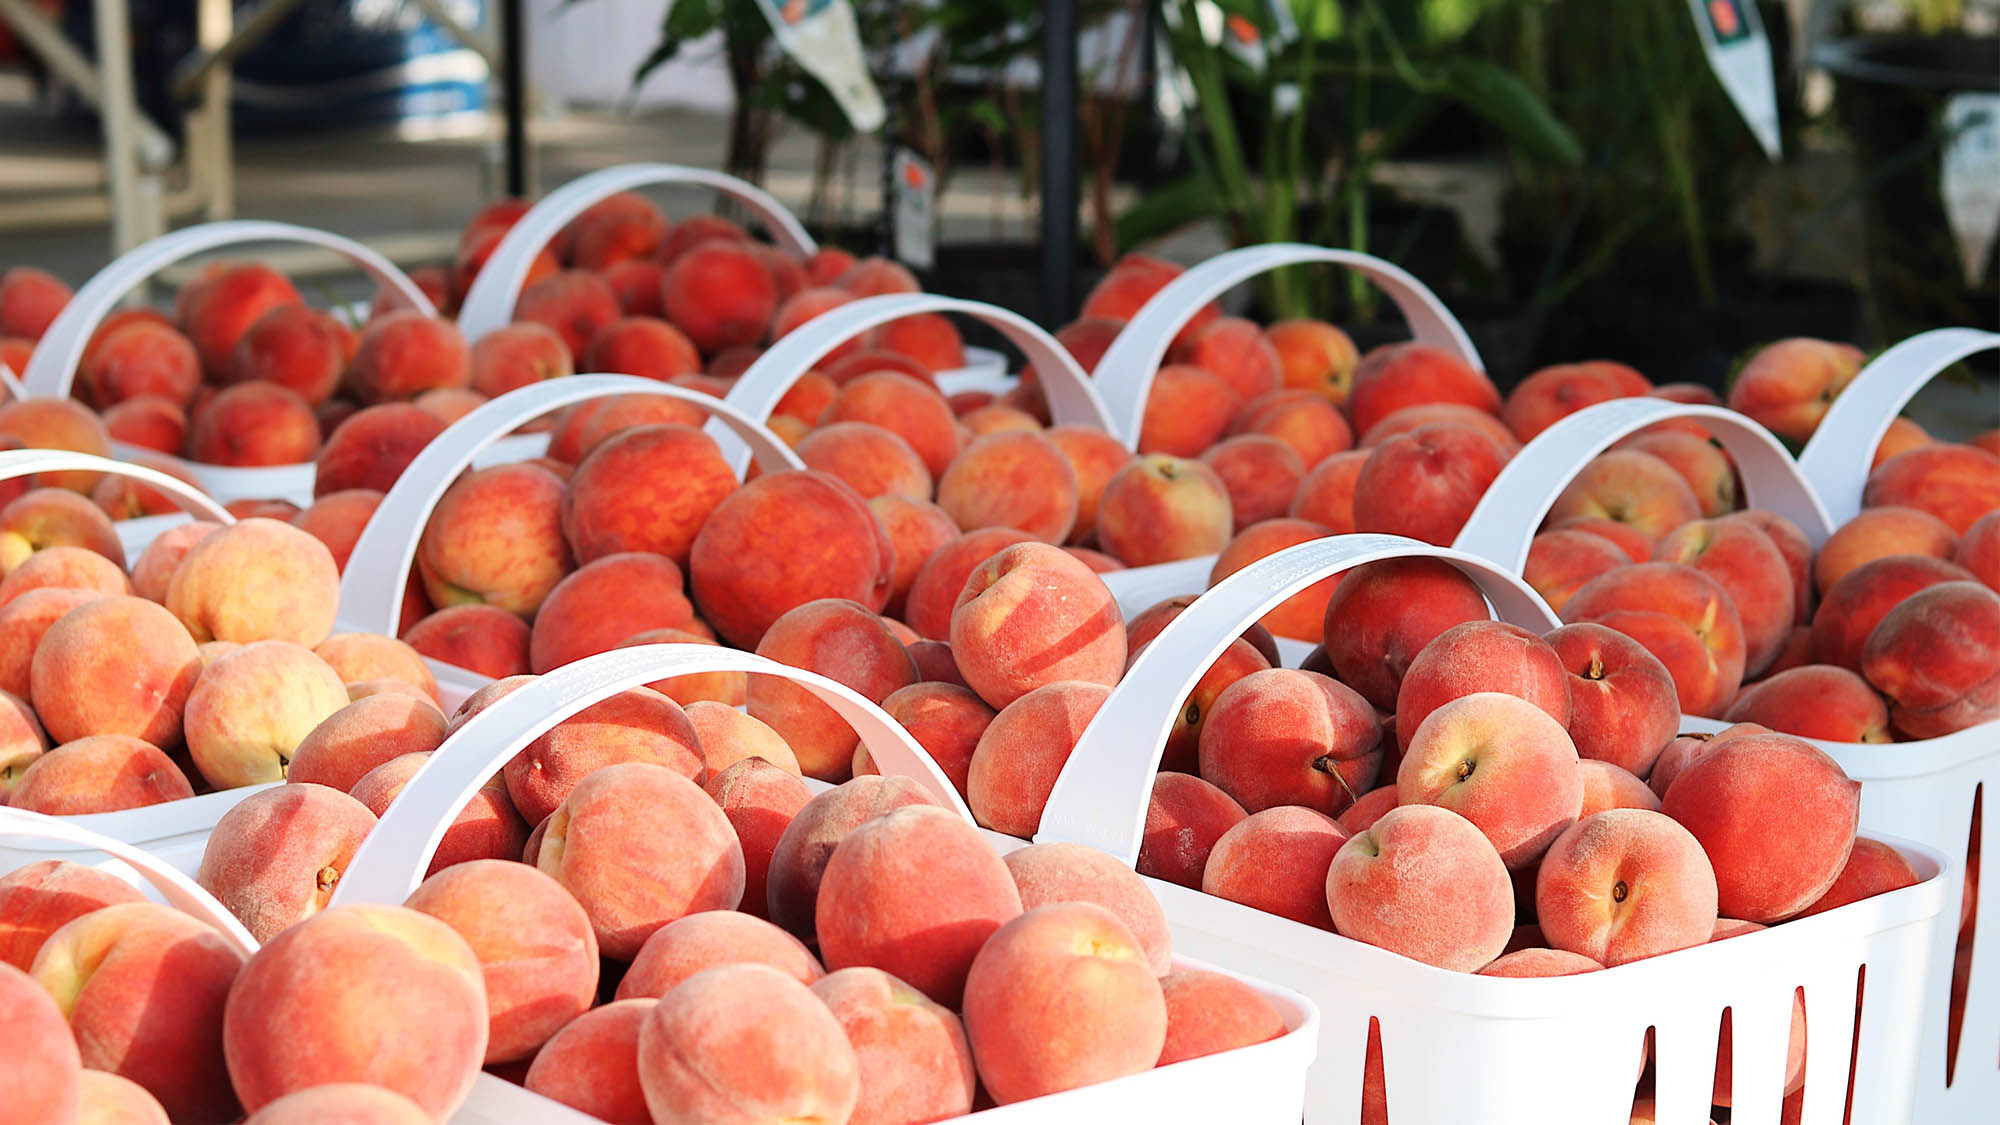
[537,761,744,959]
[400,603,531,679]
[1524,529,1631,614]
[1178,315,1281,400]
[690,469,895,650]
[1137,772,1248,890]
[815,805,1023,1006]
[29,595,201,749]
[165,518,341,646]
[960,902,1167,1104]
[1811,553,1976,671]
[404,859,599,1065]
[313,632,437,701]
[797,422,933,502]
[1864,443,2000,534]
[765,774,939,938]
[1722,663,1892,743]
[854,681,993,801]
[1322,556,1493,712]
[351,754,527,876]
[183,640,349,788]
[0,586,103,701]
[0,489,124,576]
[1201,434,1305,532]
[501,686,702,824]
[826,372,965,480]
[1231,389,1354,471]
[1326,804,1515,971]
[524,1001,654,1125]
[1534,809,1718,966]
[0,958,83,1123]
[1203,805,1349,930]
[1724,337,1865,444]
[1395,621,1571,752]
[1095,453,1235,567]
[1142,635,1270,776]
[1139,364,1241,457]
[241,1084,432,1124]
[966,680,1111,838]
[1861,580,2000,738]
[0,545,128,605]
[1476,947,1603,977]
[286,693,448,792]
[934,429,1079,544]
[1618,430,1736,518]
[746,597,918,781]
[560,423,737,565]
[1345,343,1502,438]
[1197,667,1381,817]
[1728,509,1816,626]
[1289,449,1369,533]
[1265,317,1360,405]
[414,462,573,618]
[1659,732,1860,922]
[528,553,695,673]
[902,527,1034,641]
[637,963,859,1125]
[1795,837,1921,918]
[1336,786,1400,836]
[1815,506,1959,594]
[705,758,813,923]
[1552,515,1653,563]
[74,1068,171,1125]
[1208,518,1338,642]
[1352,422,1509,547]
[222,904,487,1117]
[0,403,114,496]
[30,901,244,1121]
[1156,968,1288,1068]
[1577,759,1661,818]
[1562,562,1748,718]
[686,700,801,776]
[1545,623,1681,778]
[7,735,193,815]
[616,911,821,1001]
[812,966,978,1123]
[870,495,961,619]
[196,782,377,941]
[1655,517,1796,678]
[0,860,146,972]
[1399,692,1584,870]
[1960,510,2000,593]
[1545,450,1704,543]
[1500,361,1649,442]
[1646,723,1767,800]
[1005,841,1172,976]
[949,541,1124,711]
[126,520,220,605]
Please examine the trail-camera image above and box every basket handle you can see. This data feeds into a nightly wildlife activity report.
[1453,398,1835,575]
[0,449,234,525]
[0,806,257,955]
[334,374,802,638]
[1036,533,1560,865]
[19,220,437,399]
[1089,244,1482,446]
[1794,327,2000,526]
[331,644,970,906]
[715,293,1117,472]
[454,163,819,341]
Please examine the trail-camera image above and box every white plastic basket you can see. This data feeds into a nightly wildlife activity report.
[1452,388,1996,1124]
[329,643,1321,1125]
[0,449,264,876]
[16,221,437,507]
[335,372,805,707]
[1035,531,1947,1125]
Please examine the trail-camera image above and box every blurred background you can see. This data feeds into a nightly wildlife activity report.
[1,0,1995,401]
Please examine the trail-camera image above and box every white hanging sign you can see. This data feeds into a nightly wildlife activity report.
[752,0,886,132]
[1941,94,2000,288]
[1685,0,1782,160]
[892,148,937,271]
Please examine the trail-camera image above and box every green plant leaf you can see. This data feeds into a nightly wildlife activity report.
[1438,58,1582,166]
[1114,174,1223,252]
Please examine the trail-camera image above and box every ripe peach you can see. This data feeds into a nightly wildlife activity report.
[1080,255,1212,336]
[1140,635,1270,774]
[1545,623,1680,777]
[1725,337,1866,444]
[1266,318,1359,405]
[1359,402,1521,457]
[1396,621,1571,751]
[81,319,201,408]
[1399,691,1584,869]
[185,380,322,466]
[1819,506,1960,597]
[616,626,745,707]
[1326,804,1514,970]
[1525,529,1630,614]
[524,1001,653,1124]
[812,966,977,1122]
[0,860,147,971]
[222,904,486,1117]
[582,315,700,383]
[166,517,340,646]
[637,963,859,1125]
[950,541,1123,710]
[347,312,471,404]
[312,403,447,496]
[1202,805,1348,929]
[867,495,958,619]
[29,902,242,1121]
[0,488,123,573]
[538,762,743,958]
[747,598,918,781]
[1535,808,1718,965]
[1005,840,1171,975]
[1177,316,1281,400]
[224,305,348,405]
[1345,343,1502,439]
[899,527,1031,640]
[182,640,349,788]
[287,692,447,792]
[935,430,1078,543]
[29,594,200,749]
[416,462,572,618]
[1197,667,1381,817]
[663,241,779,354]
[503,687,702,825]
[1796,837,1920,917]
[1201,434,1305,532]
[822,372,962,482]
[176,263,302,377]
[566,192,668,268]
[1095,453,1233,566]
[1139,363,1240,457]
[1862,580,2000,737]
[313,632,436,700]
[1812,553,1975,671]
[0,957,82,1121]
[856,681,993,799]
[617,910,820,1002]
[1477,948,1603,977]
[1322,556,1492,711]
[1206,519,1336,641]
[1660,732,1860,921]
[1655,516,1796,677]
[289,489,381,573]
[516,271,621,360]
[1564,562,1749,717]
[656,214,751,264]
[684,700,799,777]
[1336,785,1400,836]
[877,311,966,371]
[1231,388,1354,470]
[1724,663,1891,743]
[401,603,531,678]
[1864,443,2000,534]
[74,1069,171,1124]
[1546,450,1704,542]
[1552,515,1654,563]
[1501,361,1647,442]
[1576,759,1661,818]
[0,265,70,340]
[7,734,192,815]
[350,753,526,874]
[689,469,893,649]
[1156,969,1288,1066]
[528,553,694,672]
[469,321,572,396]
[101,395,187,454]
[557,421,738,563]
[1288,448,1368,533]
[0,544,126,605]
[548,393,707,463]
[198,782,378,941]
[1961,510,2000,592]
[797,421,932,502]
[961,902,1167,1104]
[764,774,939,937]
[703,757,813,923]
[242,1085,431,1124]
[1137,772,1248,889]
[966,681,1111,838]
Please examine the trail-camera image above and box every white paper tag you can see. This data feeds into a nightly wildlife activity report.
[1686,0,1781,160]
[1942,94,2000,288]
[892,148,937,271]
[753,0,886,133]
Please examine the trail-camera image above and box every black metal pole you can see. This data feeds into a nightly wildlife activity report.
[500,0,528,197]
[1040,0,1078,327]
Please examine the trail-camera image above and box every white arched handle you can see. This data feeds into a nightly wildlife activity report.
[454,163,819,341]
[1796,327,2000,526]
[1453,398,1835,575]
[333,644,971,905]
[0,806,257,955]
[21,220,436,399]
[1036,533,1560,865]
[335,374,803,637]
[0,449,235,525]
[1091,244,1482,446]
[717,293,1117,471]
